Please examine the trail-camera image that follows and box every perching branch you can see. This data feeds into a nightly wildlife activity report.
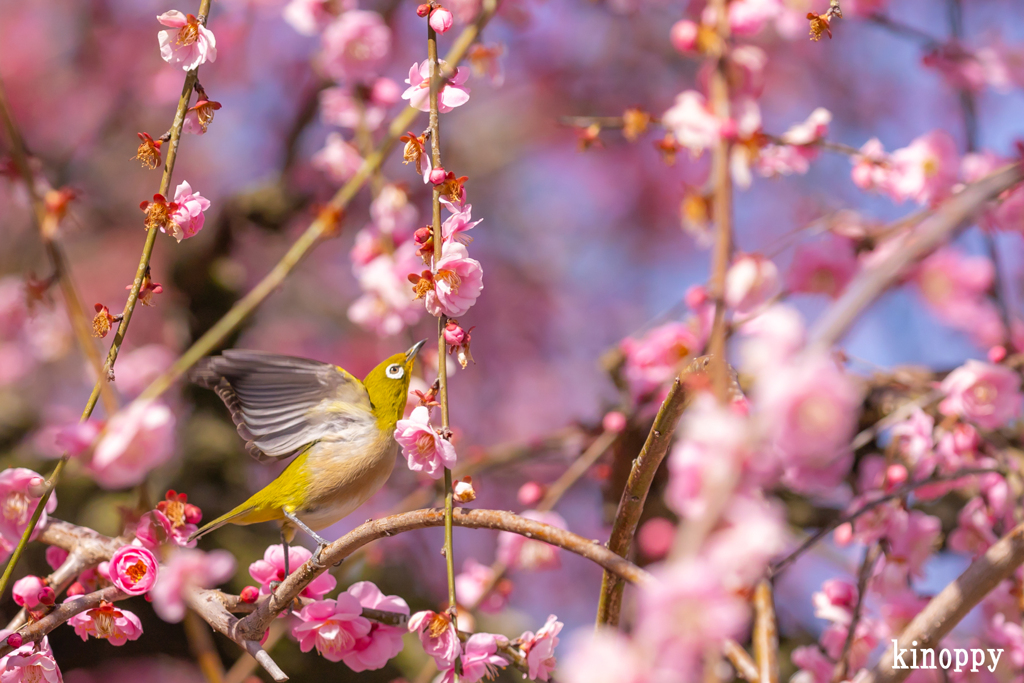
[595,356,708,627]
[0,585,125,656]
[859,521,1024,683]
[236,507,653,642]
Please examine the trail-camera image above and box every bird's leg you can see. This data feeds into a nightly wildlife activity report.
[282,509,332,567]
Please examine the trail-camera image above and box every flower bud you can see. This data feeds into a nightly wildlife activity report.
[6,633,23,648]
[26,476,48,498]
[601,411,627,433]
[240,585,260,603]
[885,464,908,490]
[37,586,55,606]
[183,503,203,525]
[670,20,699,53]
[429,166,447,185]
[429,6,454,33]
[416,3,431,17]
[67,582,86,597]
[444,319,467,346]
[989,345,1007,363]
[517,481,545,507]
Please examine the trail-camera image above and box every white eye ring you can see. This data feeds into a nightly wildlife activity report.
[386,363,405,379]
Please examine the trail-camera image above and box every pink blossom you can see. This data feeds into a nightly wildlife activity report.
[89,400,175,489]
[134,509,191,549]
[440,202,482,244]
[429,7,454,33]
[724,253,781,315]
[561,629,649,683]
[0,639,62,683]
[519,615,562,681]
[182,99,221,135]
[670,20,699,53]
[790,645,834,683]
[108,545,159,596]
[0,468,57,562]
[754,143,816,178]
[948,496,999,556]
[395,406,457,479]
[12,575,47,608]
[812,579,857,625]
[320,79,399,131]
[150,548,235,622]
[782,108,832,146]
[986,613,1024,667]
[620,322,700,400]
[402,61,471,113]
[912,247,1002,345]
[962,151,1024,233]
[662,91,720,157]
[114,344,176,397]
[312,133,363,183]
[45,546,68,570]
[496,509,566,571]
[517,482,545,507]
[635,560,749,673]
[456,633,509,683]
[424,242,484,318]
[786,235,859,298]
[939,359,1023,430]
[886,130,959,205]
[292,595,371,662]
[723,0,783,36]
[157,11,217,71]
[409,610,461,667]
[249,544,337,599]
[283,0,338,35]
[889,408,935,478]
[738,304,806,372]
[756,352,861,469]
[637,517,675,561]
[164,180,210,242]
[820,618,881,672]
[349,245,425,335]
[701,496,786,587]
[320,10,391,81]
[342,581,410,671]
[851,138,890,192]
[370,183,417,237]
[455,558,509,612]
[68,601,143,645]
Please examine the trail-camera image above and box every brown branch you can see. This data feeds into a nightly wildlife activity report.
[859,521,1024,683]
[538,428,619,512]
[724,639,760,683]
[808,163,1024,348]
[235,507,652,642]
[185,609,227,683]
[0,585,125,656]
[753,580,780,683]
[595,356,707,626]
[832,544,881,683]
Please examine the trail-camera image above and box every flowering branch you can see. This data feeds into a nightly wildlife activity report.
[0,585,125,656]
[859,521,1024,683]
[595,356,708,626]
[808,162,1024,349]
[237,507,652,642]
[832,544,880,683]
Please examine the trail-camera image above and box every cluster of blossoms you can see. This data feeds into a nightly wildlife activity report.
[0,277,72,387]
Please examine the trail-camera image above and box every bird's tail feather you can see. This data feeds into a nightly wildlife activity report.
[189,505,257,542]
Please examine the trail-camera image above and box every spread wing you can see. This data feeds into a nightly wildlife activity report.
[189,350,373,462]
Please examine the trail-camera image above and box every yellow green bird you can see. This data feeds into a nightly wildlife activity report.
[187,341,425,561]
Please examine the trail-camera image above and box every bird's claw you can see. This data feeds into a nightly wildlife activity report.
[312,543,328,568]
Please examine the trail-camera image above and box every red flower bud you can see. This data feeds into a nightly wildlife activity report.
[67,582,86,596]
[240,585,260,603]
[183,503,203,525]
[416,3,431,16]
[37,586,55,606]
[6,633,23,648]
[429,167,447,185]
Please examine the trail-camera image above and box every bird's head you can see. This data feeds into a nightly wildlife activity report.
[363,340,426,430]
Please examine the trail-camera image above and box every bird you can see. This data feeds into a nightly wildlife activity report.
[187,340,425,565]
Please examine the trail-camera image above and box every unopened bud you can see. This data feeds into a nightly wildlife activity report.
[670,20,699,53]
[429,167,447,185]
[517,481,545,507]
[183,503,203,525]
[416,3,431,16]
[429,6,454,33]
[601,411,627,433]
[26,476,48,498]
[444,319,467,346]
[37,587,55,606]
[240,585,260,603]
[989,345,1007,363]
[6,633,23,648]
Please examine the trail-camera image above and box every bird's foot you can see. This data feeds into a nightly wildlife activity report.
[311,543,329,568]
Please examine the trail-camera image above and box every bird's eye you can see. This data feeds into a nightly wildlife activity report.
[386,363,404,379]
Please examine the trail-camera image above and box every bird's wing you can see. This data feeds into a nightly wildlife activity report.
[190,349,374,462]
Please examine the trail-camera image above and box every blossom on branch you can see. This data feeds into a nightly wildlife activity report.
[292,595,372,662]
[182,98,222,135]
[321,10,391,81]
[68,601,144,645]
[157,11,217,71]
[108,545,159,596]
[452,633,509,683]
[249,544,337,599]
[423,242,483,318]
[0,468,57,561]
[409,609,460,668]
[519,615,563,681]
[0,635,61,683]
[89,399,175,489]
[313,133,363,183]
[395,406,456,479]
[939,359,1023,430]
[402,60,471,113]
[150,548,236,622]
[343,581,410,671]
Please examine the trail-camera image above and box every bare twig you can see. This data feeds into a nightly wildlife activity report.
[832,544,881,682]
[753,580,780,683]
[538,429,619,512]
[185,609,227,683]
[724,639,760,683]
[595,356,707,626]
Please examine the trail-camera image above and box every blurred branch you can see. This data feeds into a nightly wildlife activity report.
[185,609,227,683]
[769,466,1005,576]
[724,639,760,683]
[865,13,941,45]
[136,0,502,404]
[753,580,780,683]
[808,162,1024,349]
[538,428,619,512]
[236,507,653,642]
[0,0,215,600]
[832,544,880,683]
[860,521,1024,683]
[595,356,707,627]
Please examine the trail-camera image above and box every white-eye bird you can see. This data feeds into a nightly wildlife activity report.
[187,341,425,563]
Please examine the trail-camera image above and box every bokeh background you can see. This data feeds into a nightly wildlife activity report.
[2,0,1024,679]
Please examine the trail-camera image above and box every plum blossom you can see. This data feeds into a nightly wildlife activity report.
[939,359,1023,430]
[739,304,806,372]
[89,400,175,489]
[889,408,935,477]
[912,248,1003,347]
[182,99,221,135]
[496,509,566,571]
[0,637,62,683]
[402,60,471,113]
[342,581,410,671]
[724,253,781,315]
[423,242,483,318]
[320,78,400,131]
[68,601,144,645]
[791,645,838,683]
[561,629,649,683]
[456,557,510,612]
[150,548,235,622]
[962,151,1024,233]
[312,133,363,183]
[249,544,337,599]
[395,406,456,478]
[283,0,338,35]
[851,138,890,192]
[620,322,700,400]
[349,242,424,335]
[163,181,210,242]
[441,201,482,244]
[948,496,1000,556]
[321,10,391,81]
[292,595,371,662]
[662,91,720,157]
[0,468,57,562]
[886,130,959,205]
[429,7,454,33]
[12,575,48,608]
[157,11,217,71]
[786,235,859,298]
[519,615,562,681]
[455,633,509,683]
[409,610,460,667]
[108,545,159,596]
[812,579,857,625]
[45,546,68,570]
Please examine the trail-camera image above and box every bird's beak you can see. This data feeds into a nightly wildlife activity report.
[405,339,427,361]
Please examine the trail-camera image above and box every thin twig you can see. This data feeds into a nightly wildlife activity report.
[724,639,760,683]
[832,544,881,683]
[753,580,780,683]
[538,429,619,512]
[185,609,227,683]
[595,356,707,627]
